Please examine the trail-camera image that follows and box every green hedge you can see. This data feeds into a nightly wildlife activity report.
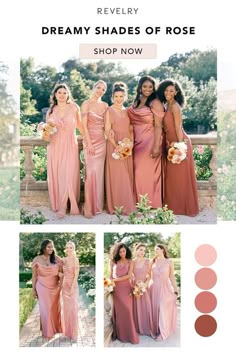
[19,271,32,282]
[19,288,36,328]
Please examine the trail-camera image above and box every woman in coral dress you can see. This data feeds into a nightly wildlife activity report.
[110,243,139,344]
[61,241,79,341]
[132,243,154,337]
[105,82,135,215]
[32,239,62,339]
[128,76,165,208]
[46,83,83,218]
[81,80,108,218]
[156,79,199,216]
[149,245,178,341]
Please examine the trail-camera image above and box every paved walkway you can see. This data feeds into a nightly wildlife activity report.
[109,307,180,348]
[19,286,95,347]
[21,205,216,224]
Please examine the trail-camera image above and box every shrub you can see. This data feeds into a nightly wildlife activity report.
[20,208,47,224]
[19,288,36,328]
[193,145,213,180]
[19,271,32,282]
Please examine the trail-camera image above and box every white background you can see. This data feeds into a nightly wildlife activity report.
[0,0,235,352]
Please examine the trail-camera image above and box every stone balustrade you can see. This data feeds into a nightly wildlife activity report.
[20,134,217,208]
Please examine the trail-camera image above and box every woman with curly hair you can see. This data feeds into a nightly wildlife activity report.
[156,79,199,216]
[110,243,139,344]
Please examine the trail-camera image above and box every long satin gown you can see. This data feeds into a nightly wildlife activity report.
[47,103,80,216]
[149,259,177,340]
[128,101,165,208]
[32,258,61,338]
[61,258,79,341]
[112,261,139,344]
[82,111,106,217]
[133,259,154,337]
[163,109,199,216]
[106,107,135,215]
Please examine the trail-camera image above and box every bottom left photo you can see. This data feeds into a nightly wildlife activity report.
[19,232,96,347]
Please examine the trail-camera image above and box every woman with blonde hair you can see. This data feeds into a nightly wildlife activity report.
[61,241,80,341]
[81,80,108,218]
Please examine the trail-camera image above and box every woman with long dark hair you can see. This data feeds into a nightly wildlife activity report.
[156,79,199,216]
[127,76,165,208]
[81,80,108,218]
[32,239,62,339]
[110,243,139,344]
[105,82,135,215]
[149,245,178,341]
[46,83,83,218]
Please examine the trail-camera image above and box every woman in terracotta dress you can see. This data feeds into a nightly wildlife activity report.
[32,239,62,339]
[81,80,108,218]
[128,76,165,208]
[61,241,79,341]
[46,83,83,218]
[132,243,154,337]
[110,243,139,344]
[156,79,199,216]
[149,245,178,341]
[105,82,135,215]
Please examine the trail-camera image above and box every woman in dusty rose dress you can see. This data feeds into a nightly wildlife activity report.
[110,243,139,344]
[32,239,62,339]
[46,83,83,218]
[61,241,79,341]
[132,243,154,337]
[149,245,178,341]
[128,76,165,208]
[105,82,135,215]
[156,79,199,216]
[81,80,108,218]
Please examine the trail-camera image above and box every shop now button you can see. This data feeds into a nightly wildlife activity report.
[79,44,157,59]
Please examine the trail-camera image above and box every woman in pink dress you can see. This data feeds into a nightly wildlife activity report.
[132,243,154,337]
[46,83,83,218]
[110,243,139,344]
[32,239,62,339]
[149,245,178,341]
[105,82,135,215]
[81,80,108,218]
[61,241,79,341]
[156,79,199,216]
[128,76,165,208]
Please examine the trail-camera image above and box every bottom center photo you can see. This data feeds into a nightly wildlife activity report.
[104,231,181,347]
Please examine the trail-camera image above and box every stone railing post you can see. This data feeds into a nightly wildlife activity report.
[21,145,36,187]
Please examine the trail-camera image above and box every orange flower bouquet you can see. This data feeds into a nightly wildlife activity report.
[132,280,146,297]
[37,122,57,142]
[167,141,188,164]
[104,277,115,296]
[112,138,133,160]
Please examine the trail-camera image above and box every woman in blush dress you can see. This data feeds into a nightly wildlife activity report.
[127,76,165,208]
[132,243,154,337]
[61,241,79,342]
[149,245,178,341]
[156,79,199,216]
[81,80,108,218]
[105,82,135,215]
[32,239,62,339]
[46,83,83,218]
[110,243,139,344]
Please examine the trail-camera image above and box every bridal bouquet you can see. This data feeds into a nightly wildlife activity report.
[104,277,115,296]
[167,140,188,164]
[112,138,133,160]
[37,122,57,142]
[133,280,147,297]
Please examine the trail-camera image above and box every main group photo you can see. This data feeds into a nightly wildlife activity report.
[20,48,217,224]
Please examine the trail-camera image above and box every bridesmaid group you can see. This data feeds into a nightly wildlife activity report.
[32,239,79,341]
[46,76,199,219]
[109,242,178,344]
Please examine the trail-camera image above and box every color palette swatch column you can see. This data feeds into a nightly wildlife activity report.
[194,244,217,337]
